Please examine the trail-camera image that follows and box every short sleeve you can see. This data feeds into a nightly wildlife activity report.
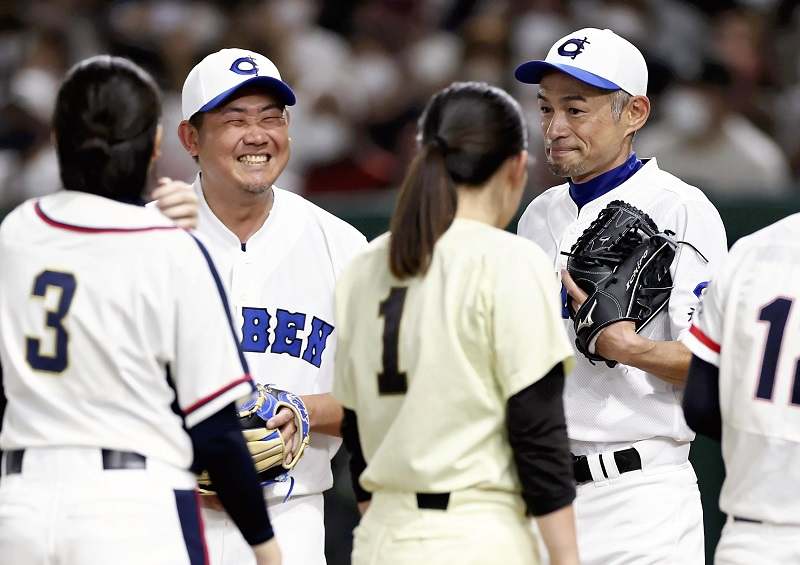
[664,197,728,340]
[172,234,255,428]
[492,243,575,399]
[682,244,741,367]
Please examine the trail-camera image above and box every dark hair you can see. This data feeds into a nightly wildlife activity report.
[54,55,161,201]
[389,81,527,279]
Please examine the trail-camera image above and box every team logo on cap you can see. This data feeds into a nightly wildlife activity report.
[557,37,590,60]
[230,56,259,76]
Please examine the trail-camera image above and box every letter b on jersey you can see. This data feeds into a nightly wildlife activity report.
[241,307,270,352]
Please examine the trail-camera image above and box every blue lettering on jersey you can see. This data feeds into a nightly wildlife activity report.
[560,284,570,319]
[272,309,306,358]
[240,306,335,366]
[302,317,335,368]
[693,281,709,298]
[241,307,271,352]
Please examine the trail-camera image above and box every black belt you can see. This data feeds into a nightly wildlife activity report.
[573,447,642,484]
[416,492,450,510]
[2,449,146,475]
[733,516,762,524]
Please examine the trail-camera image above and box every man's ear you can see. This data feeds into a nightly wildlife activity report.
[177,120,200,158]
[625,95,651,136]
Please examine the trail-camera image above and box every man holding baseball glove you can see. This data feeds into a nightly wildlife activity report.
[515,28,728,564]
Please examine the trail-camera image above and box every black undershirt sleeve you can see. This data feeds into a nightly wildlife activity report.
[506,362,576,517]
[189,402,274,545]
[341,408,371,503]
[683,354,722,441]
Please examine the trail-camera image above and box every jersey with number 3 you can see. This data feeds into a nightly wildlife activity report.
[333,220,574,494]
[0,192,254,470]
[685,214,800,525]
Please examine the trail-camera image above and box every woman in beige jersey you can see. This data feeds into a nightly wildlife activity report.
[333,82,579,565]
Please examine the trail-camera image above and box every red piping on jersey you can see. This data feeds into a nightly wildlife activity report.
[689,325,721,353]
[183,375,254,415]
[34,200,180,233]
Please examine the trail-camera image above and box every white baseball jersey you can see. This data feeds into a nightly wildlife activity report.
[193,176,366,497]
[685,213,800,525]
[518,158,727,445]
[0,191,255,469]
[333,219,574,495]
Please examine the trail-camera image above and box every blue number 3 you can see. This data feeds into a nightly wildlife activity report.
[25,270,77,373]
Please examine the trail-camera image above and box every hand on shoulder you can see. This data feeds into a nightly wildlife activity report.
[151,177,199,229]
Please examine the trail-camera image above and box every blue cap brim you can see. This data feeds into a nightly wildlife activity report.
[198,76,296,114]
[514,61,621,91]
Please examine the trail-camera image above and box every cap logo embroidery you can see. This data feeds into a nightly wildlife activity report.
[557,37,590,60]
[230,56,259,76]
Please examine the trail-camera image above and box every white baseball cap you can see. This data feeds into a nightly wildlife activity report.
[181,48,296,121]
[514,28,647,96]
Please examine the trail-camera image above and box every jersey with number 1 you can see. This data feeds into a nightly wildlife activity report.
[685,213,800,525]
[0,192,254,470]
[333,219,574,494]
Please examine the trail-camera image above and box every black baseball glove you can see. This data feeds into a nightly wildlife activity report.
[563,200,677,367]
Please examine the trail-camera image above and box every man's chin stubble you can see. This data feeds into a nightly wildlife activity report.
[241,183,272,195]
[546,159,587,179]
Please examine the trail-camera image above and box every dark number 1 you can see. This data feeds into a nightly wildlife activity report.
[756,297,800,405]
[25,270,77,373]
[378,287,408,395]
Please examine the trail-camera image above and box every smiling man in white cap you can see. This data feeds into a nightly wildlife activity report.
[514,28,728,564]
[177,48,366,565]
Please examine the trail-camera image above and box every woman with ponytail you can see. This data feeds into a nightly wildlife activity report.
[333,82,580,565]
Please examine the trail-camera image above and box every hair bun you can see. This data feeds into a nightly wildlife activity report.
[78,137,112,156]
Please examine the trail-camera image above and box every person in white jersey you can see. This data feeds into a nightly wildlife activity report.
[333,82,580,565]
[0,55,280,565]
[683,214,800,565]
[514,28,728,563]
[176,48,367,565]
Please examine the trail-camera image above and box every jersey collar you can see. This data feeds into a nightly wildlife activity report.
[35,191,174,231]
[568,153,643,210]
[193,174,281,251]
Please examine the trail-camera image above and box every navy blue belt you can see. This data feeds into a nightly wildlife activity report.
[2,449,146,475]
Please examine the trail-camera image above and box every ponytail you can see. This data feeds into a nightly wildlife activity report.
[388,81,527,280]
[389,142,457,279]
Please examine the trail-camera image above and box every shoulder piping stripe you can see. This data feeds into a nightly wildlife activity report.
[35,200,179,233]
[689,325,721,354]
[188,233,251,373]
[183,374,253,415]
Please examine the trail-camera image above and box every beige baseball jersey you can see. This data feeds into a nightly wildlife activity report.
[333,218,575,495]
[0,191,254,470]
[684,213,800,525]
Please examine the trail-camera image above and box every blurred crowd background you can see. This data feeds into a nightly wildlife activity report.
[2,1,800,562]
[3,0,800,212]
